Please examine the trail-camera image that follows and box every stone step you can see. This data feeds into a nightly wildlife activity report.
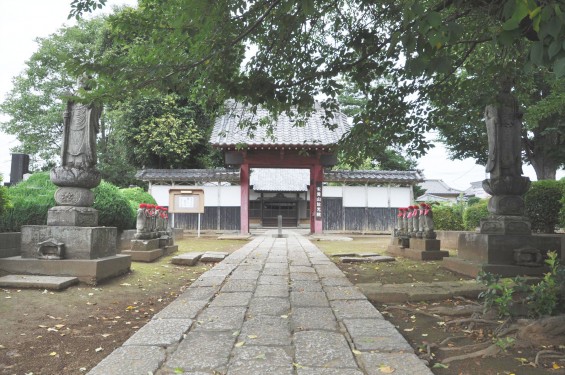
[0,275,79,290]
[171,252,203,266]
[341,255,396,263]
[200,251,229,262]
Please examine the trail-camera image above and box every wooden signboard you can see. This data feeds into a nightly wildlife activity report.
[169,189,205,214]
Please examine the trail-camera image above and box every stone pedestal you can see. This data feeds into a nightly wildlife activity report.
[47,206,98,227]
[387,237,449,261]
[121,236,178,262]
[410,238,440,251]
[0,225,131,284]
[442,233,564,277]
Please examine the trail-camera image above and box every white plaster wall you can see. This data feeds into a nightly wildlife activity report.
[367,187,390,207]
[342,186,367,207]
[322,186,343,198]
[149,185,241,207]
[389,187,411,207]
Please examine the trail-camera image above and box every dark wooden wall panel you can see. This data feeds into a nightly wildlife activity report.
[173,207,240,230]
[322,198,343,231]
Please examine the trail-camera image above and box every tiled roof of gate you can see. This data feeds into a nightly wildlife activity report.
[135,169,424,185]
[324,170,424,184]
[251,169,310,192]
[135,169,240,182]
[210,101,351,147]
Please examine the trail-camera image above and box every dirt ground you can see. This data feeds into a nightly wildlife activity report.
[317,235,565,375]
[1,234,564,375]
[0,237,244,375]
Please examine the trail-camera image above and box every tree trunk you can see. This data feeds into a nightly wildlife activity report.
[523,117,560,180]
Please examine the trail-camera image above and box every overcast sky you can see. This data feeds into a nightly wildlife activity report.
[0,1,562,190]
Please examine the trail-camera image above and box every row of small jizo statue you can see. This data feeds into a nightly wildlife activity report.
[396,203,436,240]
[135,203,171,239]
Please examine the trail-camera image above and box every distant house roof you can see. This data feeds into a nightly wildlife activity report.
[464,180,490,198]
[418,179,462,197]
[135,169,240,183]
[324,170,424,185]
[251,169,309,192]
[210,101,351,149]
[416,193,455,203]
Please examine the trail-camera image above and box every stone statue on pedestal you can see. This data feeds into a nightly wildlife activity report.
[481,77,532,235]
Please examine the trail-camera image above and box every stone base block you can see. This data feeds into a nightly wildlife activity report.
[21,225,117,260]
[159,236,174,248]
[0,255,131,285]
[442,257,550,278]
[456,233,562,264]
[47,206,98,227]
[131,239,160,251]
[387,245,449,261]
[409,238,440,251]
[163,245,178,256]
[122,249,164,262]
[389,236,409,248]
[272,234,288,238]
[480,215,531,235]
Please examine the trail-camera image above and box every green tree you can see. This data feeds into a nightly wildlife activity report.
[69,0,565,162]
[0,13,222,186]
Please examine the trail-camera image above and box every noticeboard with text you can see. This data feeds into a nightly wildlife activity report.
[169,189,205,213]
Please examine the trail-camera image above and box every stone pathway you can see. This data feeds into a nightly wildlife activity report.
[88,231,432,375]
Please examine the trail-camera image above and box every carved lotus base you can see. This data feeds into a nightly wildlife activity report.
[50,166,101,189]
[482,176,530,196]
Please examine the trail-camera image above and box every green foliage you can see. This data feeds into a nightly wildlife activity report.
[463,199,489,231]
[478,252,565,318]
[431,204,464,231]
[120,187,156,227]
[92,181,134,231]
[524,179,565,233]
[0,173,56,232]
[477,272,520,317]
[527,251,564,318]
[0,175,11,217]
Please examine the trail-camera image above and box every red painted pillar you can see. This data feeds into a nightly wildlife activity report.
[310,163,324,234]
[240,162,249,234]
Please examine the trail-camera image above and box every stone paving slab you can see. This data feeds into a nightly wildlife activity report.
[123,318,193,347]
[88,346,165,375]
[88,231,432,375]
[171,252,203,266]
[200,251,229,262]
[294,331,358,368]
[162,330,235,373]
[0,275,78,290]
[359,352,433,375]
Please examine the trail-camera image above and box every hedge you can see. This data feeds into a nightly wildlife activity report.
[120,187,157,228]
[524,180,565,234]
[432,204,465,231]
[463,199,489,231]
[0,173,139,232]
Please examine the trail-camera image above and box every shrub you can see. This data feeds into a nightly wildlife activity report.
[524,180,565,233]
[120,187,157,228]
[93,181,135,231]
[463,199,489,231]
[0,172,56,232]
[0,174,10,216]
[559,178,565,231]
[432,203,464,231]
